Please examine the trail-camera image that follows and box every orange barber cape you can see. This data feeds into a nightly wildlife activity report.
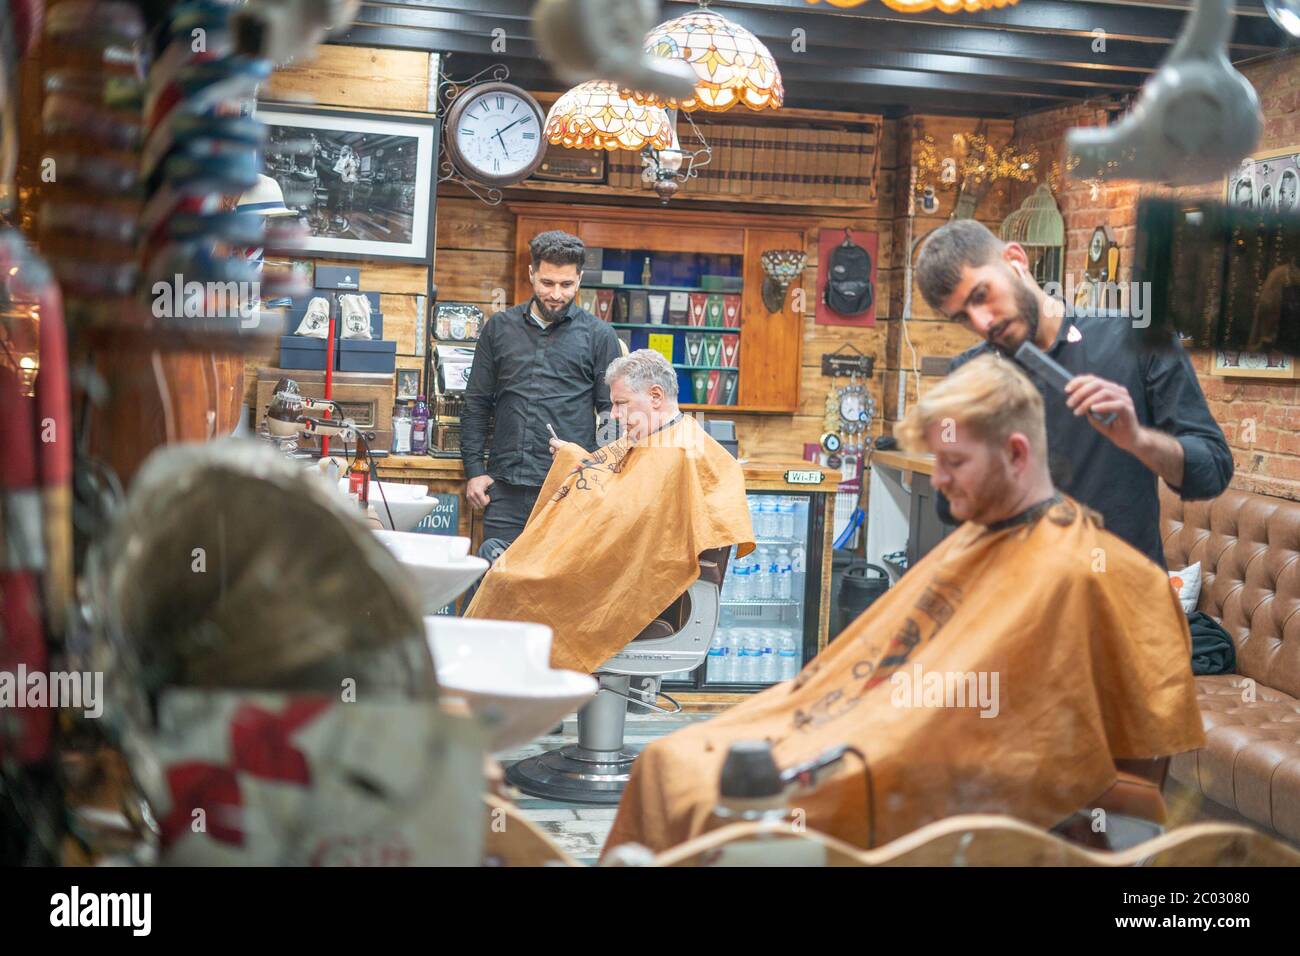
[465,415,754,674]
[603,495,1205,855]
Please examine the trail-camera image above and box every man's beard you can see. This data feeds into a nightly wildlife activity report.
[532,294,573,323]
[1014,276,1041,345]
[965,458,1020,526]
[992,264,1041,354]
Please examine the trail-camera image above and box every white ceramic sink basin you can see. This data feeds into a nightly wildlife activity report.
[339,479,438,531]
[426,617,598,752]
[372,529,487,613]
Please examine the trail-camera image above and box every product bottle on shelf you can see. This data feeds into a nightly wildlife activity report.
[347,444,370,509]
[411,394,429,454]
[391,403,412,454]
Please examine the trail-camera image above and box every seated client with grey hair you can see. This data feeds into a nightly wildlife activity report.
[549,349,682,456]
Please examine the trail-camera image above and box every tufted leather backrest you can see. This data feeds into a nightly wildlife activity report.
[1160,485,1300,698]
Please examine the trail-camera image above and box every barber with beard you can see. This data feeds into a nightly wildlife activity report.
[462,230,623,549]
[915,219,1232,568]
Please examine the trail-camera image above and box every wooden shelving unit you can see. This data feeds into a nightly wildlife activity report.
[511,177,880,210]
[511,202,811,415]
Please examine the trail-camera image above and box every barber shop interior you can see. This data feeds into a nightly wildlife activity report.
[6,0,1300,905]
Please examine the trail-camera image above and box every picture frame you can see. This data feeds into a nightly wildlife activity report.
[258,104,439,264]
[1210,350,1300,379]
[433,302,484,342]
[1225,144,1300,214]
[396,368,422,401]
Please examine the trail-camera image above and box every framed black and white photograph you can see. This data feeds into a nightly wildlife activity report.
[396,368,421,401]
[1226,145,1300,213]
[258,105,439,264]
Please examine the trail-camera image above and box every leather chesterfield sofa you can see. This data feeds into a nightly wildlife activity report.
[1159,485,1300,844]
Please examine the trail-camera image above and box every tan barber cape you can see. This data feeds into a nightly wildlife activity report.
[603,495,1205,855]
[465,414,754,674]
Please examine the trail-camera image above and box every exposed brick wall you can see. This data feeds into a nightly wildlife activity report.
[1004,52,1300,502]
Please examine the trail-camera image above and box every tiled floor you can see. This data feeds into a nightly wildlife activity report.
[497,711,713,864]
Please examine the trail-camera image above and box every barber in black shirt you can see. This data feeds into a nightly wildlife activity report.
[915,220,1232,568]
[462,230,623,548]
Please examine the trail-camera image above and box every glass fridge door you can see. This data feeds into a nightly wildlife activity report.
[675,490,824,692]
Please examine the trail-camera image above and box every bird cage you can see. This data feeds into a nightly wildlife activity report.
[1000,183,1065,287]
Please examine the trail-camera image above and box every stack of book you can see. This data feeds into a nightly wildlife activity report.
[600,119,879,204]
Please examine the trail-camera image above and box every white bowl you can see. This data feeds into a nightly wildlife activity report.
[338,479,438,531]
[426,617,598,752]
[372,530,486,613]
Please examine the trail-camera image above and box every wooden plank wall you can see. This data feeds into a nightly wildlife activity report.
[880,116,1017,431]
[440,122,905,468]
[243,46,438,411]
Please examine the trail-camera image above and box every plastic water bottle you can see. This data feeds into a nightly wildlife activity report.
[752,546,770,600]
[747,551,763,597]
[738,631,760,682]
[724,631,741,682]
[779,499,795,539]
[776,547,792,600]
[759,630,778,683]
[778,633,800,680]
[707,632,727,682]
[732,563,750,602]
[758,498,774,538]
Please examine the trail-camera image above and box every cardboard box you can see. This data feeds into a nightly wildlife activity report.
[326,290,381,313]
[314,264,362,290]
[337,338,397,374]
[280,335,329,370]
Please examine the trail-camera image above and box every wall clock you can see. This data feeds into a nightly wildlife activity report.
[1087,226,1112,282]
[823,375,875,456]
[444,82,546,187]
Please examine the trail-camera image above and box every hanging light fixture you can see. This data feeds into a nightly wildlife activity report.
[627,4,783,112]
[806,0,1020,11]
[543,80,675,151]
[639,109,714,202]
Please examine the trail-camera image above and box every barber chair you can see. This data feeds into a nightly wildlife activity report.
[1053,757,1171,851]
[505,547,731,804]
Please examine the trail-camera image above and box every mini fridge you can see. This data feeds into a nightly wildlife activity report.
[664,490,828,693]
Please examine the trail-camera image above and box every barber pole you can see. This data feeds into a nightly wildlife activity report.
[0,234,69,765]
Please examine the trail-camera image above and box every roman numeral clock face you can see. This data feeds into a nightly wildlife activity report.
[445,83,547,187]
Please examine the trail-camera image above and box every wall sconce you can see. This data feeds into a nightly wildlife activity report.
[760,249,806,313]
